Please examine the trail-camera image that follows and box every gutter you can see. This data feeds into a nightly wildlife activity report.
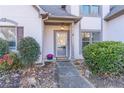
[104,9,124,21]
[33,5,49,21]
[47,15,82,23]
[41,13,49,21]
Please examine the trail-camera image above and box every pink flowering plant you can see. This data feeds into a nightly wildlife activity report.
[46,54,54,60]
[0,53,13,70]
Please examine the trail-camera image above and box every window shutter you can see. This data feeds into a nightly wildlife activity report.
[17,27,24,43]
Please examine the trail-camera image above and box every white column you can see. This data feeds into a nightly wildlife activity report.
[69,22,74,59]
[73,22,83,59]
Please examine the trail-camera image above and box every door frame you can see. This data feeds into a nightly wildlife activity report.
[54,30,70,58]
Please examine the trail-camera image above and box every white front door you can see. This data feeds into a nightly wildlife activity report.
[55,31,69,58]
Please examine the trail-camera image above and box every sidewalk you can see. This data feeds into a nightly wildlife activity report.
[56,62,94,88]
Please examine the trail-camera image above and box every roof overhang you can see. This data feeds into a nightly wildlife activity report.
[35,5,82,23]
[42,14,82,23]
[33,5,47,14]
[104,8,124,21]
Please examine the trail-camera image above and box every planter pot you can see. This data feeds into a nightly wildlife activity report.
[47,57,53,60]
[46,54,54,60]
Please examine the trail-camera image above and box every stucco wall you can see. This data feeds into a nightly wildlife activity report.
[73,22,83,59]
[70,5,80,16]
[104,15,124,42]
[70,6,83,59]
[0,5,43,62]
[81,17,101,30]
[102,5,110,41]
[70,5,102,31]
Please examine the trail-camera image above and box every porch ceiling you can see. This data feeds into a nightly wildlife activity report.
[44,22,70,26]
[44,18,74,25]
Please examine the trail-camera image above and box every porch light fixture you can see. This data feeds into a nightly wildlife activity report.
[60,24,65,30]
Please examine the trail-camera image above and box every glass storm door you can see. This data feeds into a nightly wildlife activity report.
[55,31,68,57]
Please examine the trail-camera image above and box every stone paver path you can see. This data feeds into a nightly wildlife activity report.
[56,62,94,88]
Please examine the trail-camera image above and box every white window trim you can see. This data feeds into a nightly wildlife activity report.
[0,18,18,52]
[82,32,101,47]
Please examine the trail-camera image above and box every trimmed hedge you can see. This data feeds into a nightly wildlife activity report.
[0,38,9,57]
[83,41,124,76]
[18,37,41,66]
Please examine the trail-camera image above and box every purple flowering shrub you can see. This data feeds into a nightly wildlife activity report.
[46,54,54,60]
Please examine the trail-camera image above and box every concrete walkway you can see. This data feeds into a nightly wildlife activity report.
[56,62,94,88]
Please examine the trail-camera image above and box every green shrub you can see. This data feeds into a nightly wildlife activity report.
[0,54,13,71]
[0,38,9,57]
[0,52,24,71]
[18,37,41,66]
[83,41,124,76]
[9,52,24,69]
[0,62,11,71]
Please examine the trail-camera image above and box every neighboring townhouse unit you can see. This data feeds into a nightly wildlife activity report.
[0,5,123,63]
[0,6,44,63]
[70,5,103,56]
[104,5,124,41]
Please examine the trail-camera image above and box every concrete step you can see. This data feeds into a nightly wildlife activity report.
[57,60,70,62]
[56,57,70,62]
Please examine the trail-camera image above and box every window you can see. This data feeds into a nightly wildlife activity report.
[0,26,16,50]
[82,32,90,47]
[82,32,101,48]
[80,5,100,17]
[92,32,100,42]
[81,5,90,16]
[91,6,99,16]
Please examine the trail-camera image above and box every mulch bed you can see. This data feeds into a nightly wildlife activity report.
[0,69,22,88]
[0,63,58,88]
[73,60,124,88]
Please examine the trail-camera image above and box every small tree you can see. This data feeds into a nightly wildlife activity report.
[18,37,41,66]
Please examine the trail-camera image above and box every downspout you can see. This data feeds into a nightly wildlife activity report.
[42,14,49,21]
[101,6,103,41]
[32,5,49,65]
[40,13,49,66]
[78,7,83,58]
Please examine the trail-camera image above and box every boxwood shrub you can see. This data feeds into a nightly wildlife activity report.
[83,41,124,76]
[18,37,41,66]
[0,38,9,57]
